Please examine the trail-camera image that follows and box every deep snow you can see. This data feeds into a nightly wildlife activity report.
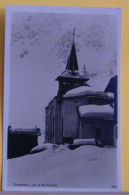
[8,144,117,190]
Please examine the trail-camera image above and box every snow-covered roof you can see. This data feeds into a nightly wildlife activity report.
[87,74,111,91]
[58,70,87,80]
[61,70,79,77]
[107,92,114,99]
[63,86,108,98]
[9,125,41,135]
[78,105,114,119]
[11,124,36,129]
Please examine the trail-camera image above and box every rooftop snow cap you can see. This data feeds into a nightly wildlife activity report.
[78,104,114,119]
[8,125,41,136]
[63,86,109,98]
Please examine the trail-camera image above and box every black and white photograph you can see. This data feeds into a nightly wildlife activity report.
[3,5,122,192]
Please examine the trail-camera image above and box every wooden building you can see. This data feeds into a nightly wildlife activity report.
[78,104,115,146]
[45,91,114,145]
[45,33,116,147]
[8,125,41,159]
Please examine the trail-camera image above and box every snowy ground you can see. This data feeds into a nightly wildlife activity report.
[8,144,117,190]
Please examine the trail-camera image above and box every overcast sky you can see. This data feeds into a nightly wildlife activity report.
[7,8,120,140]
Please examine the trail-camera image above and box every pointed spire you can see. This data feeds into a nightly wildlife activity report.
[73,27,76,43]
[66,28,79,73]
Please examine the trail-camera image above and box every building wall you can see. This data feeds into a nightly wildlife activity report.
[45,94,114,144]
[45,97,63,144]
[62,100,79,139]
[79,118,96,139]
[54,100,62,144]
[97,119,115,146]
[79,118,115,146]
[62,96,88,140]
[45,98,56,143]
[8,132,39,159]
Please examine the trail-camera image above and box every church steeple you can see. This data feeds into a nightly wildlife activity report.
[66,29,79,73]
[56,29,89,96]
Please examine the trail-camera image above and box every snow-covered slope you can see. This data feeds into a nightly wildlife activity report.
[8,145,117,190]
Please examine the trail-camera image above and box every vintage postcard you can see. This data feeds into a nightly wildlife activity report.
[3,5,122,192]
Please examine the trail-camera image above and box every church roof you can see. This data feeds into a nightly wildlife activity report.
[66,42,79,72]
[56,30,89,81]
[55,31,89,96]
[56,70,88,81]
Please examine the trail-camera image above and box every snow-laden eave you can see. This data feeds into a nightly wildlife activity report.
[9,130,41,136]
[9,125,41,136]
[63,89,113,100]
[56,70,89,81]
[80,113,114,120]
[79,104,114,119]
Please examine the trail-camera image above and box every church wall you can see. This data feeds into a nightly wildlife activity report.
[62,100,78,139]
[54,100,63,144]
[45,102,52,143]
[79,118,96,139]
[45,98,57,143]
[61,95,114,143]
[62,96,88,140]
[45,94,114,145]
[79,118,115,146]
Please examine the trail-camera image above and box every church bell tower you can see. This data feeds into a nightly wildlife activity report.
[56,29,89,96]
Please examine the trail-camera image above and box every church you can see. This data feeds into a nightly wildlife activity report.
[45,32,117,147]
